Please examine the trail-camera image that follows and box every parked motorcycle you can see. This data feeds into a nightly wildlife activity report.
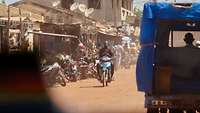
[87,62,97,78]
[99,56,112,87]
[41,62,66,87]
[65,61,79,82]
[78,57,89,79]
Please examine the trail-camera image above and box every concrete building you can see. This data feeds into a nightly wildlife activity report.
[61,0,134,26]
[12,0,133,27]
[60,0,135,37]
[0,3,44,52]
[11,0,130,46]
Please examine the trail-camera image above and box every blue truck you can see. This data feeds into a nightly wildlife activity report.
[136,2,200,113]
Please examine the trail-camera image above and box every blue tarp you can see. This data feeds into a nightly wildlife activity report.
[136,2,200,93]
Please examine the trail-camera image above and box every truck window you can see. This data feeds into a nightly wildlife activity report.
[169,31,200,47]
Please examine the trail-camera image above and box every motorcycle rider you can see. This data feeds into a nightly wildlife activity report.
[97,41,114,82]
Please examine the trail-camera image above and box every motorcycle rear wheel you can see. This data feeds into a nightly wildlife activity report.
[57,76,66,87]
[106,70,111,86]
[106,81,108,86]
[102,72,106,87]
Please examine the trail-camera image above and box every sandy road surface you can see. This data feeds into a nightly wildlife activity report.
[47,66,146,113]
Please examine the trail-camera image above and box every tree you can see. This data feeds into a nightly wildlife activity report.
[134,8,142,18]
[0,0,5,4]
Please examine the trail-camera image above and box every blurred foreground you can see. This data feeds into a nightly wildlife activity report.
[47,66,145,113]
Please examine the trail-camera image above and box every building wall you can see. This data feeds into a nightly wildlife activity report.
[74,0,107,22]
[73,0,133,26]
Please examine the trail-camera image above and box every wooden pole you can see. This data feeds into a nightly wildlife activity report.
[171,30,174,47]
[113,0,117,27]
[4,5,10,53]
[7,5,10,39]
[19,8,23,47]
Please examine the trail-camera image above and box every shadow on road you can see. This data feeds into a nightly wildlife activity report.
[79,85,104,88]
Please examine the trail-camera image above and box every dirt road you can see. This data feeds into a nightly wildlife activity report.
[47,66,146,113]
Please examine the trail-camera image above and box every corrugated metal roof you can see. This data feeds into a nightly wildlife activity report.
[25,0,57,8]
[0,4,43,22]
[13,0,57,8]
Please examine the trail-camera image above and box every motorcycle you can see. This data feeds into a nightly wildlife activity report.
[65,61,79,82]
[78,58,89,79]
[99,56,112,87]
[87,62,97,78]
[41,62,66,87]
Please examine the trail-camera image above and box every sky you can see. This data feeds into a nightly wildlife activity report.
[5,0,19,4]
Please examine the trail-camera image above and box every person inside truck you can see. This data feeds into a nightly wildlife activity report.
[184,33,196,48]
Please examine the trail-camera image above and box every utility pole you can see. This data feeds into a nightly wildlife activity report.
[113,0,117,27]
[3,5,10,53]
[19,8,23,47]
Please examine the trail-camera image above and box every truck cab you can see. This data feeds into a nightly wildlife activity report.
[136,2,200,113]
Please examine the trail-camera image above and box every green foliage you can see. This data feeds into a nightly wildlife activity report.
[134,8,142,17]
[0,0,5,4]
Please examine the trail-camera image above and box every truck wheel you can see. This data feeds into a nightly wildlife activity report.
[177,110,184,113]
[169,109,184,113]
[160,108,167,113]
[197,108,200,113]
[147,108,159,113]
[186,109,196,113]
